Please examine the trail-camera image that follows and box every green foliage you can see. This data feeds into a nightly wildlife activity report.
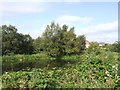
[1,71,58,88]
[86,42,101,55]
[1,50,119,88]
[102,44,111,51]
[1,25,34,55]
[1,24,119,89]
[35,22,86,58]
[103,42,120,52]
[1,23,86,57]
[33,37,45,53]
[2,54,81,73]
[2,53,52,73]
[75,35,86,53]
[110,42,120,52]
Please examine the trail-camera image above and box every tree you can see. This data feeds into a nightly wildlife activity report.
[2,25,17,55]
[41,22,86,59]
[74,35,86,54]
[86,42,101,55]
[17,34,34,54]
[33,37,45,53]
[42,22,63,58]
[2,25,34,55]
[62,27,76,55]
[110,42,120,52]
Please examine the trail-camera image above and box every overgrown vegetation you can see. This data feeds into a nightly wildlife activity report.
[1,50,119,88]
[0,23,119,89]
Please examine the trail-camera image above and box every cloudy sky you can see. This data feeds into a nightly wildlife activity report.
[0,0,119,43]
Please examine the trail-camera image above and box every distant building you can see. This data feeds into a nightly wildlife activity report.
[85,40,108,48]
[85,40,91,48]
[98,42,106,47]
[113,41,119,44]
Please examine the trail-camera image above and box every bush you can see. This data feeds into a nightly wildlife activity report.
[1,70,59,88]
[86,42,101,55]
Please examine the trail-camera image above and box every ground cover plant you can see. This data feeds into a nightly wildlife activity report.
[1,50,119,89]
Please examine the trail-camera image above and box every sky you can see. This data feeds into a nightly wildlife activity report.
[0,0,119,43]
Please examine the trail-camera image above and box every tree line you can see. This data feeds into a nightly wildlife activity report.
[1,22,119,57]
[1,22,86,57]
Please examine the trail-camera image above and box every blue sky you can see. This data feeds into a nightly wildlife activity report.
[0,0,118,43]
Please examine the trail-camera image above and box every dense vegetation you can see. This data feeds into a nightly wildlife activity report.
[2,25,34,55]
[0,23,119,89]
[1,23,86,57]
[1,23,119,56]
[1,50,119,88]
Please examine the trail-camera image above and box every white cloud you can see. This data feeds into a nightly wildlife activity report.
[0,2,47,14]
[0,0,84,3]
[0,0,81,5]
[74,20,118,43]
[0,0,119,2]
[75,20,118,35]
[15,24,43,39]
[20,30,42,39]
[38,17,118,43]
[88,37,118,44]
[56,15,92,25]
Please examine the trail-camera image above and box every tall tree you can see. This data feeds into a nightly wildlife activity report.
[42,22,63,58]
[33,37,45,53]
[76,35,86,53]
[62,27,76,55]
[2,25,17,55]
[2,25,34,55]
[41,22,86,58]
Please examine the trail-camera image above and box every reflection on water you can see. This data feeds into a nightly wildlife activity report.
[2,59,79,74]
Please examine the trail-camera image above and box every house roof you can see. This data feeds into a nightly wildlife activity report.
[85,40,91,45]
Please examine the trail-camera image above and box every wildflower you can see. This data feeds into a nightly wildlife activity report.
[5,72,8,74]
[105,70,109,74]
[19,59,22,61]
[105,70,111,77]
[105,76,107,79]
[112,65,115,68]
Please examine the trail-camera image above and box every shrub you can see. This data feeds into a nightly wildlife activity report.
[86,42,101,55]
